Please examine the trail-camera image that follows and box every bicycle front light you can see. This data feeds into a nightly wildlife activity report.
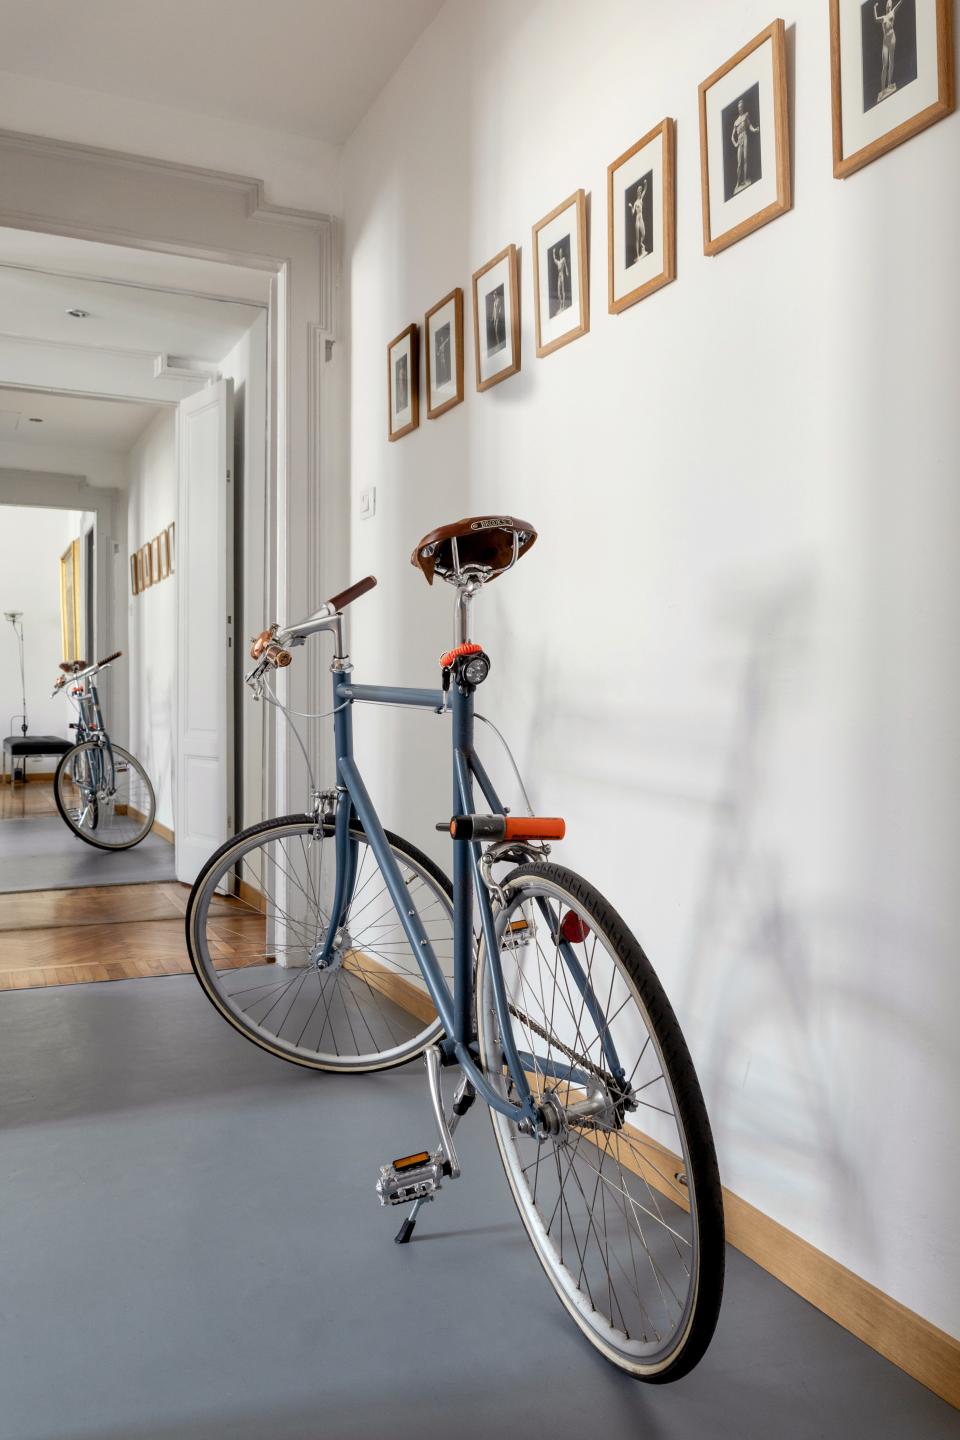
[462,652,491,686]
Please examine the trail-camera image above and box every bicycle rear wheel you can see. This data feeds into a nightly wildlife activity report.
[475,862,724,1381]
[54,741,156,850]
[187,814,454,1071]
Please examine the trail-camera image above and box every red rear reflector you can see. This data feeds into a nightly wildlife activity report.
[560,912,590,943]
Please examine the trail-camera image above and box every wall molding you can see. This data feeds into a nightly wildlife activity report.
[0,126,334,229]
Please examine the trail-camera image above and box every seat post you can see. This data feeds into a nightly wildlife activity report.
[454,580,479,646]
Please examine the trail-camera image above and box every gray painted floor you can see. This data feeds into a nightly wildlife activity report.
[0,815,175,892]
[0,976,956,1440]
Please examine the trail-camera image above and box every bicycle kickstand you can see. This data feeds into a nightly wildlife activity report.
[375,1045,476,1245]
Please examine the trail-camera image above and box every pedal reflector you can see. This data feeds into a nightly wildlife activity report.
[393,1151,432,1173]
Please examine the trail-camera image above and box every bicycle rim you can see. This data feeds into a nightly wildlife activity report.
[187,816,455,1071]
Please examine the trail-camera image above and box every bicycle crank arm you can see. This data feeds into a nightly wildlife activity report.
[379,1049,476,1244]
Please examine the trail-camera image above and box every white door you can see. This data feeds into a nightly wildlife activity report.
[175,379,234,883]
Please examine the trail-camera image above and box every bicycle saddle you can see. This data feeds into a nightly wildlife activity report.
[58,660,88,672]
[411,515,537,585]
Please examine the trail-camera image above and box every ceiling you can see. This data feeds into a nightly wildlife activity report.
[0,265,262,361]
[0,0,444,144]
[0,387,164,452]
[0,229,272,305]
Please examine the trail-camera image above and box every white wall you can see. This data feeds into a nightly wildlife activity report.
[126,409,177,829]
[342,0,960,1337]
[0,504,85,740]
[220,313,267,830]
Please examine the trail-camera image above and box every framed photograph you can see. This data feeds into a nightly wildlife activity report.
[130,553,140,596]
[698,20,791,256]
[59,540,81,660]
[425,287,464,419]
[150,535,161,582]
[139,543,152,588]
[608,119,676,314]
[387,324,419,441]
[166,522,175,575]
[159,530,170,580]
[830,0,954,178]
[472,243,520,392]
[533,190,589,357]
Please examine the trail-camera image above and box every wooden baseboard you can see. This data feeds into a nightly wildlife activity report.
[576,1107,959,1407]
[430,1009,960,1405]
[1,770,56,784]
[129,807,174,845]
[342,949,437,1025]
[723,1187,959,1407]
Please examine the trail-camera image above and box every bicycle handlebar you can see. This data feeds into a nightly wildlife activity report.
[246,576,377,684]
[52,650,124,695]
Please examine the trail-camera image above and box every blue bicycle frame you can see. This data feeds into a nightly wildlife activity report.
[309,665,625,1130]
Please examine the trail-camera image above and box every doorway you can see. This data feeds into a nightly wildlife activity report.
[0,233,270,990]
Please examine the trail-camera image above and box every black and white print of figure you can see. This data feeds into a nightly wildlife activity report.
[395,353,408,413]
[485,284,506,355]
[434,321,452,387]
[624,170,654,267]
[548,233,572,318]
[861,0,917,111]
[721,83,762,201]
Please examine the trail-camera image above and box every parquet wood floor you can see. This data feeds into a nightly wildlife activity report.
[0,783,59,820]
[0,824,266,992]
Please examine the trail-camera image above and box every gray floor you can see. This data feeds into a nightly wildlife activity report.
[0,815,176,892]
[0,977,956,1440]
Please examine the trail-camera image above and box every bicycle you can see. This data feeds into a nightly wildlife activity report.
[51,651,156,850]
[186,515,725,1381]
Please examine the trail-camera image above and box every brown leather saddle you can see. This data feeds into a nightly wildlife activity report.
[411,515,537,585]
[58,660,88,673]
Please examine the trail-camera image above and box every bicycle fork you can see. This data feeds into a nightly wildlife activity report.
[375,1046,476,1244]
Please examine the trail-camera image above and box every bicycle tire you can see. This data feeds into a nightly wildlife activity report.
[54,741,155,850]
[475,861,724,1381]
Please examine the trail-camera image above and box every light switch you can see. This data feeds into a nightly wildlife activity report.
[359,486,376,520]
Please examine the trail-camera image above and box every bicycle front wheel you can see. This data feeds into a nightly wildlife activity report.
[187,815,454,1072]
[54,741,156,850]
[476,863,724,1382]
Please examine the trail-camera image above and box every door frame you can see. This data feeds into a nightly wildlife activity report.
[0,126,347,829]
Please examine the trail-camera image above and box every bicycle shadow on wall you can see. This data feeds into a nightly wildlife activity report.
[513,569,886,1249]
[677,573,869,1231]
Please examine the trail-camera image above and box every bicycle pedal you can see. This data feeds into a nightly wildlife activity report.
[376,1150,448,1207]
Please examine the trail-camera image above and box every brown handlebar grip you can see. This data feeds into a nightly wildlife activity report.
[96,650,123,668]
[327,575,377,612]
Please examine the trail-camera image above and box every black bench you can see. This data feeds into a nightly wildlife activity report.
[2,734,73,786]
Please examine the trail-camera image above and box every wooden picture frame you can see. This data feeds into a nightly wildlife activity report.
[608,119,676,314]
[59,539,81,660]
[532,189,589,357]
[472,243,521,392]
[829,0,954,178]
[698,19,791,256]
[159,530,170,579]
[139,543,152,588]
[387,323,419,441]
[150,535,161,584]
[130,553,140,596]
[424,287,464,420]
[166,522,175,575]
